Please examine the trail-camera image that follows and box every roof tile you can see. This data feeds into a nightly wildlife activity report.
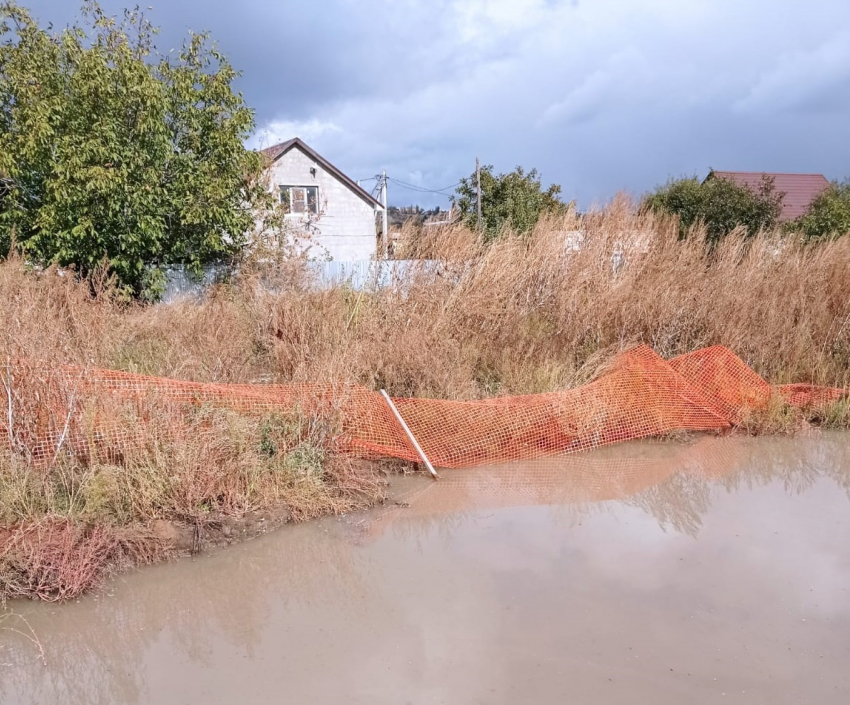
[709,171,830,221]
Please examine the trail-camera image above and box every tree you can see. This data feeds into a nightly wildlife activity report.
[643,173,784,243]
[0,1,267,297]
[453,165,565,240]
[793,181,850,241]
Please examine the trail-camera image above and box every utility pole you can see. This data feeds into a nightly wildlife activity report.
[475,157,482,234]
[381,170,388,258]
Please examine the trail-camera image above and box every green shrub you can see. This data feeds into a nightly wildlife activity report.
[453,165,567,240]
[0,1,268,297]
[793,181,850,241]
[644,173,783,243]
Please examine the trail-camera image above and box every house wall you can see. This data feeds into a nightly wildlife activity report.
[267,146,378,260]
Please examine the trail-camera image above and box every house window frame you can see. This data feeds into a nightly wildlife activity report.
[279,184,320,216]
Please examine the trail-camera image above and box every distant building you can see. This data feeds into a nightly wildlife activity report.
[260,138,385,260]
[705,171,830,221]
[423,205,459,228]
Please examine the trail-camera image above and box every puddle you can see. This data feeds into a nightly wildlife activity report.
[2,432,850,704]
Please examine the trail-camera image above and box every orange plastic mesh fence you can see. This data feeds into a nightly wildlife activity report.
[1,345,845,469]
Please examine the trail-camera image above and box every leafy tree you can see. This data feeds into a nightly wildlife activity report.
[643,173,784,243]
[793,181,850,241]
[0,1,268,297]
[453,165,565,240]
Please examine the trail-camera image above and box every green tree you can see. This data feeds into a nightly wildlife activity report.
[643,172,784,243]
[793,181,850,241]
[453,165,565,240]
[0,1,268,297]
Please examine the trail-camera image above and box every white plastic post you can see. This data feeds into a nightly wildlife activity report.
[380,389,438,479]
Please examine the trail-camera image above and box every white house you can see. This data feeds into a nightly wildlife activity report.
[260,138,384,260]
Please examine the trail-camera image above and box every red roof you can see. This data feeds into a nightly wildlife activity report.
[707,171,830,221]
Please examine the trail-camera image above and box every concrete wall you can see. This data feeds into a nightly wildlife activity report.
[160,260,444,303]
[267,146,378,261]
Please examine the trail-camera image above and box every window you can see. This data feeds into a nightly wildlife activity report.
[280,185,319,215]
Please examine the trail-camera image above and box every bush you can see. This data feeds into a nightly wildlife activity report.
[644,173,783,243]
[0,1,268,297]
[453,165,566,241]
[793,181,850,241]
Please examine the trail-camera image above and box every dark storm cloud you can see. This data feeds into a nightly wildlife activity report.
[13,0,850,207]
[21,0,481,123]
[22,0,386,120]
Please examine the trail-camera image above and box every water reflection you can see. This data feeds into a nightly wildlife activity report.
[0,520,374,705]
[2,431,849,705]
[369,432,850,540]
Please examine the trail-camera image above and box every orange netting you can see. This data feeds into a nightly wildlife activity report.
[1,345,845,469]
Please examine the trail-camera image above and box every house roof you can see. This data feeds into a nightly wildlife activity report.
[260,137,383,209]
[707,171,830,221]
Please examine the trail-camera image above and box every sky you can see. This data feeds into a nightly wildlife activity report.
[19,0,850,208]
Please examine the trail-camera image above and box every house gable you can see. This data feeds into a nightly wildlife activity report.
[260,138,381,260]
[260,138,382,209]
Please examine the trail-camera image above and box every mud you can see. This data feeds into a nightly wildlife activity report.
[2,432,850,704]
[148,506,293,555]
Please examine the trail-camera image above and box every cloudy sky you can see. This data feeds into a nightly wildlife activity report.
[22,0,850,207]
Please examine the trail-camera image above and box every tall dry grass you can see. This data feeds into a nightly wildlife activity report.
[246,203,850,397]
[2,200,849,599]
[4,203,848,395]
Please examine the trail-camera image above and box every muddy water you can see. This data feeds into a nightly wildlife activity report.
[2,433,850,704]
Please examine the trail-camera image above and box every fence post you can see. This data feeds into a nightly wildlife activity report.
[380,390,439,479]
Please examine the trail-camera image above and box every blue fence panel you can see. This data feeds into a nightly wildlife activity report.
[160,260,442,303]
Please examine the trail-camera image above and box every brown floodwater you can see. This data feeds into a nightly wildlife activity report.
[2,432,850,704]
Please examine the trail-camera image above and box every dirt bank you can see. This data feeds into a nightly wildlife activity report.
[148,506,293,554]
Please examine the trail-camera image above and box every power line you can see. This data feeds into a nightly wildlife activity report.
[387,177,461,196]
[390,178,460,194]
[356,174,460,195]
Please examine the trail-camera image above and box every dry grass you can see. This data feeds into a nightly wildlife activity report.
[240,204,850,397]
[1,201,849,600]
[0,404,385,602]
[738,393,810,436]
[6,203,848,395]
